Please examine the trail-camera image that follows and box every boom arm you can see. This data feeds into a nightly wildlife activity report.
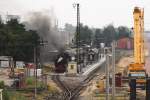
[127,7,146,86]
[133,7,145,65]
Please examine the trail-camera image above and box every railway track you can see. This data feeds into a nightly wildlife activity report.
[52,75,95,100]
[51,66,105,100]
[52,75,72,100]
[70,71,105,100]
[44,50,122,100]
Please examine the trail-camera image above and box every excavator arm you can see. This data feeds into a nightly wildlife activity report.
[128,7,147,88]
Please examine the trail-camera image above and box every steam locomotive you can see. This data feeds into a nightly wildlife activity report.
[54,52,70,73]
[54,47,98,73]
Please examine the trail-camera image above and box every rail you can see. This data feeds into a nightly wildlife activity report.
[52,60,106,100]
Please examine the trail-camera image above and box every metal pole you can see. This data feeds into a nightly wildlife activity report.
[1,91,3,100]
[34,47,37,99]
[106,54,109,100]
[112,40,116,100]
[0,89,3,100]
[130,78,136,100]
[76,3,80,73]
[146,78,150,100]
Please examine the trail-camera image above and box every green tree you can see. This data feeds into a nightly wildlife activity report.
[94,29,104,47]
[79,24,93,45]
[0,19,39,62]
[103,24,116,46]
[64,23,131,47]
[117,26,130,39]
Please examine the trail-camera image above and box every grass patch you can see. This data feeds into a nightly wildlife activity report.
[25,77,45,89]
[4,90,28,100]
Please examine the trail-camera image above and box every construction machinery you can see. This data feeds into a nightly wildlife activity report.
[128,7,147,88]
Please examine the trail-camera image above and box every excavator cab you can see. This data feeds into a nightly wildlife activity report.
[128,63,147,89]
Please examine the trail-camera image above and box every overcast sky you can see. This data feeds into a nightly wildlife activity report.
[0,0,150,29]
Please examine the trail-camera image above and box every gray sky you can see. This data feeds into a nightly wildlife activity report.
[0,0,150,29]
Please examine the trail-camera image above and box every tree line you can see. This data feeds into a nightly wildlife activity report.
[0,19,39,62]
[65,23,132,47]
[93,24,131,47]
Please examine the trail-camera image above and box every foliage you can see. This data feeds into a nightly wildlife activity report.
[6,91,27,100]
[25,77,44,89]
[79,24,93,45]
[0,81,9,100]
[94,29,104,47]
[65,23,131,47]
[25,77,34,86]
[3,90,9,100]
[0,81,4,88]
[117,26,131,39]
[102,24,116,46]
[93,25,131,47]
[0,19,39,62]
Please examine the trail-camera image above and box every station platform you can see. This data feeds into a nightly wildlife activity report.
[82,57,106,76]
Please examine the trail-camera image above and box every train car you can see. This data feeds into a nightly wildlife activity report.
[117,37,133,49]
[54,52,70,73]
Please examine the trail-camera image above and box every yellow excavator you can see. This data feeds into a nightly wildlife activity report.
[128,7,147,89]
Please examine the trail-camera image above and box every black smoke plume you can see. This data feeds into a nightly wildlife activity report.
[24,11,66,63]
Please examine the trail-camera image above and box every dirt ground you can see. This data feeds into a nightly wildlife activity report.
[0,68,14,86]
[79,52,133,100]
[116,56,134,74]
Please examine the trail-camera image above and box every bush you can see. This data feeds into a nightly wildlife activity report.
[0,81,4,89]
[25,77,34,86]
[3,90,9,100]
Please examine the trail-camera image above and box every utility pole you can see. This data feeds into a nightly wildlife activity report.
[34,39,48,99]
[73,3,80,73]
[34,46,37,99]
[77,3,80,73]
[112,40,116,100]
[106,54,110,100]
